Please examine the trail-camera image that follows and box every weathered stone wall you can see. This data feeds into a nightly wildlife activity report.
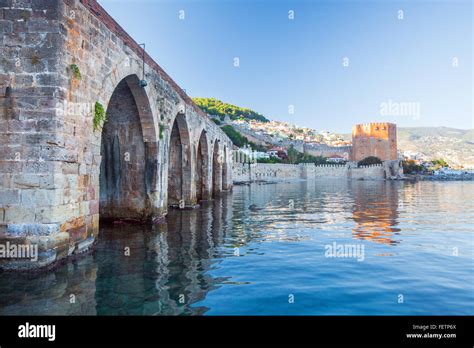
[350,122,397,161]
[254,163,302,180]
[232,163,302,182]
[303,143,351,159]
[233,162,388,182]
[349,164,386,180]
[313,164,347,178]
[0,0,232,270]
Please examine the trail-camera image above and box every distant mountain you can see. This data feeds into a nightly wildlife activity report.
[193,97,270,123]
[344,127,474,167]
[397,127,474,167]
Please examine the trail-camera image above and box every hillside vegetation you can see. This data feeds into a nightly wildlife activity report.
[193,97,269,123]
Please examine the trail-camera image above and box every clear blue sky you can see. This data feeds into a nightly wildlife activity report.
[99,0,472,133]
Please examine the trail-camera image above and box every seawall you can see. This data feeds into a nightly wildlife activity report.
[233,162,399,183]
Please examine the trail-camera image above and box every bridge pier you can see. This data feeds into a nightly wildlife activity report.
[0,0,232,271]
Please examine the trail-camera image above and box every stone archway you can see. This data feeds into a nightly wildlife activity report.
[168,113,192,207]
[99,74,157,221]
[196,131,211,201]
[212,140,222,197]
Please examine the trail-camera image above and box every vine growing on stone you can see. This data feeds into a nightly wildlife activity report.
[70,64,82,80]
[93,102,107,131]
[159,124,165,139]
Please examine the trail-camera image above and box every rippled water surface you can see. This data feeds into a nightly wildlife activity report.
[1,180,473,315]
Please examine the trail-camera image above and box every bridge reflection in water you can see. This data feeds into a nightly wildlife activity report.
[94,194,233,315]
[0,195,233,315]
[1,180,472,315]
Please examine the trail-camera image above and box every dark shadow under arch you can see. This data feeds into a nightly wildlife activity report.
[99,74,157,221]
[196,131,210,201]
[168,113,192,207]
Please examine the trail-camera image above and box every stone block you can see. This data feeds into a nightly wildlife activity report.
[62,162,78,174]
[59,215,84,232]
[0,189,19,205]
[4,206,35,223]
[89,199,99,215]
[0,174,12,188]
[3,9,31,21]
[35,72,65,87]
[0,19,12,34]
[0,1,12,8]
[34,204,68,223]
[27,19,59,33]
[38,173,63,189]
[22,160,62,174]
[25,188,63,206]
[3,32,25,47]
[5,223,60,236]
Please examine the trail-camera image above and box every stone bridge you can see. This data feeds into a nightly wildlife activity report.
[0,0,233,270]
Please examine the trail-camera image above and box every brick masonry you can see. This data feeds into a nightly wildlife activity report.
[0,0,233,270]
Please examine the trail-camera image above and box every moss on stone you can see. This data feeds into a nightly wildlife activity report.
[93,102,106,131]
[70,64,82,80]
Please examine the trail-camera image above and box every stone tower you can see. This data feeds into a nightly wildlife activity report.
[350,122,397,162]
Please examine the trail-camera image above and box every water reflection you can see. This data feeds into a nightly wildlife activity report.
[349,181,401,245]
[0,194,233,315]
[1,180,473,315]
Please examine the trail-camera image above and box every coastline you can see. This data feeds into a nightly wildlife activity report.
[233,173,474,185]
[403,173,474,182]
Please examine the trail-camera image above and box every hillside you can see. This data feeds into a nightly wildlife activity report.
[397,127,474,167]
[193,97,269,123]
[193,96,473,167]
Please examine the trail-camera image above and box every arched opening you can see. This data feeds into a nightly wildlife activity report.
[196,131,210,201]
[168,113,192,207]
[99,75,156,221]
[212,140,222,197]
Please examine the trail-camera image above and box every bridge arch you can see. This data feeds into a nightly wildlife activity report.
[168,113,192,207]
[99,74,158,221]
[196,130,211,201]
[100,66,159,143]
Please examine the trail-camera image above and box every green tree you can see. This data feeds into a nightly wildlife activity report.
[432,159,448,168]
[221,125,249,148]
[358,156,382,166]
[402,160,424,174]
[193,97,270,122]
[257,157,283,164]
[286,145,299,164]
